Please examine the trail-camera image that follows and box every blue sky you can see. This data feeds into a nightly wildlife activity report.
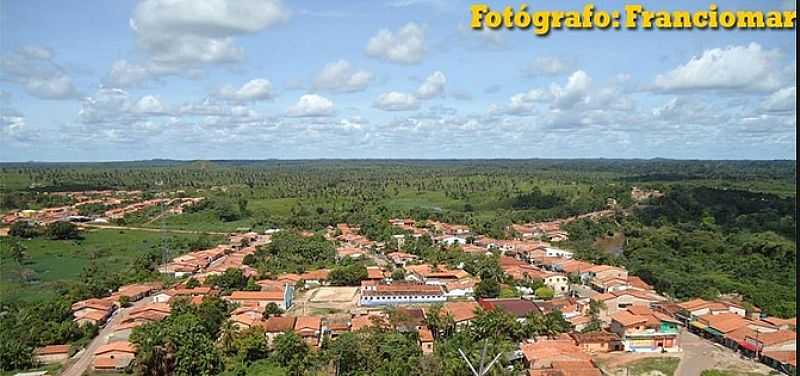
[1,0,796,161]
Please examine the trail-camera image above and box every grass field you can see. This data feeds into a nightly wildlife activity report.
[622,357,681,376]
[0,228,221,303]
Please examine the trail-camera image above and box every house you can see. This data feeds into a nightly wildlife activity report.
[609,306,680,352]
[440,301,481,330]
[226,287,294,310]
[263,316,297,345]
[93,341,136,372]
[478,298,542,321]
[336,246,366,260]
[116,282,161,302]
[544,247,573,259]
[569,331,623,353]
[326,318,351,338]
[593,289,667,317]
[151,287,213,303]
[444,278,477,298]
[418,328,434,354]
[386,251,418,267]
[435,236,468,246]
[72,298,116,326]
[350,313,388,331]
[365,266,387,281]
[405,264,470,285]
[294,316,323,346]
[299,269,330,287]
[692,313,777,348]
[744,330,796,354]
[760,350,796,375]
[520,338,601,375]
[359,282,446,306]
[34,345,71,364]
[585,265,628,292]
[543,274,570,296]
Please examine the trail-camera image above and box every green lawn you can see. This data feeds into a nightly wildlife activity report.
[623,357,681,376]
[0,229,220,303]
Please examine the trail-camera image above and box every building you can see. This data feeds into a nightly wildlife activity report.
[359,282,446,306]
[478,298,542,321]
[439,301,481,330]
[419,328,434,354]
[386,251,418,267]
[610,306,680,352]
[226,287,294,310]
[33,345,71,364]
[294,316,323,347]
[263,316,297,345]
[93,341,136,372]
[520,337,602,375]
[569,332,623,353]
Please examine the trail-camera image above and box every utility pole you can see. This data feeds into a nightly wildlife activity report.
[458,340,503,376]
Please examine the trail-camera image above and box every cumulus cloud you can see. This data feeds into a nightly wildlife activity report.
[524,56,572,77]
[366,23,425,64]
[654,43,786,92]
[503,89,550,114]
[287,94,335,117]
[123,0,289,81]
[374,91,419,111]
[312,60,373,93]
[132,95,167,114]
[217,79,274,102]
[550,70,591,109]
[761,86,796,113]
[0,47,79,100]
[416,71,446,99]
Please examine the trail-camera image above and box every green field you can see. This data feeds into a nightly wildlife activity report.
[0,228,220,303]
[622,357,681,376]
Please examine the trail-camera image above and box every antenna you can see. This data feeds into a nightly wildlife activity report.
[155,180,169,266]
[458,340,503,376]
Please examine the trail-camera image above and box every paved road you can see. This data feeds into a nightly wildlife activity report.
[81,223,228,236]
[60,297,153,376]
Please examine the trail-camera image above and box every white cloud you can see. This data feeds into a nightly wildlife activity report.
[654,43,785,92]
[312,60,373,93]
[218,79,274,102]
[129,0,289,71]
[550,70,591,109]
[416,71,446,99]
[106,60,155,88]
[762,86,796,113]
[24,76,78,100]
[505,89,549,114]
[287,94,335,117]
[0,47,79,100]
[366,23,425,64]
[374,91,419,111]
[524,56,571,77]
[132,95,166,114]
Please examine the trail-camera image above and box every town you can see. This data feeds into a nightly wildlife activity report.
[2,181,794,376]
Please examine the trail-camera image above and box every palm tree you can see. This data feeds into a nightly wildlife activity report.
[217,320,239,356]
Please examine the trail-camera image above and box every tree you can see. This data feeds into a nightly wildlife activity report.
[185,278,200,289]
[391,268,406,281]
[45,221,80,240]
[582,300,606,333]
[534,286,555,300]
[131,313,223,376]
[329,264,368,286]
[5,240,27,264]
[270,332,308,376]
[262,303,283,320]
[475,278,500,298]
[9,221,39,238]
[233,327,270,363]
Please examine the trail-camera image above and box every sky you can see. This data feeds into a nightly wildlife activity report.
[0,0,796,161]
